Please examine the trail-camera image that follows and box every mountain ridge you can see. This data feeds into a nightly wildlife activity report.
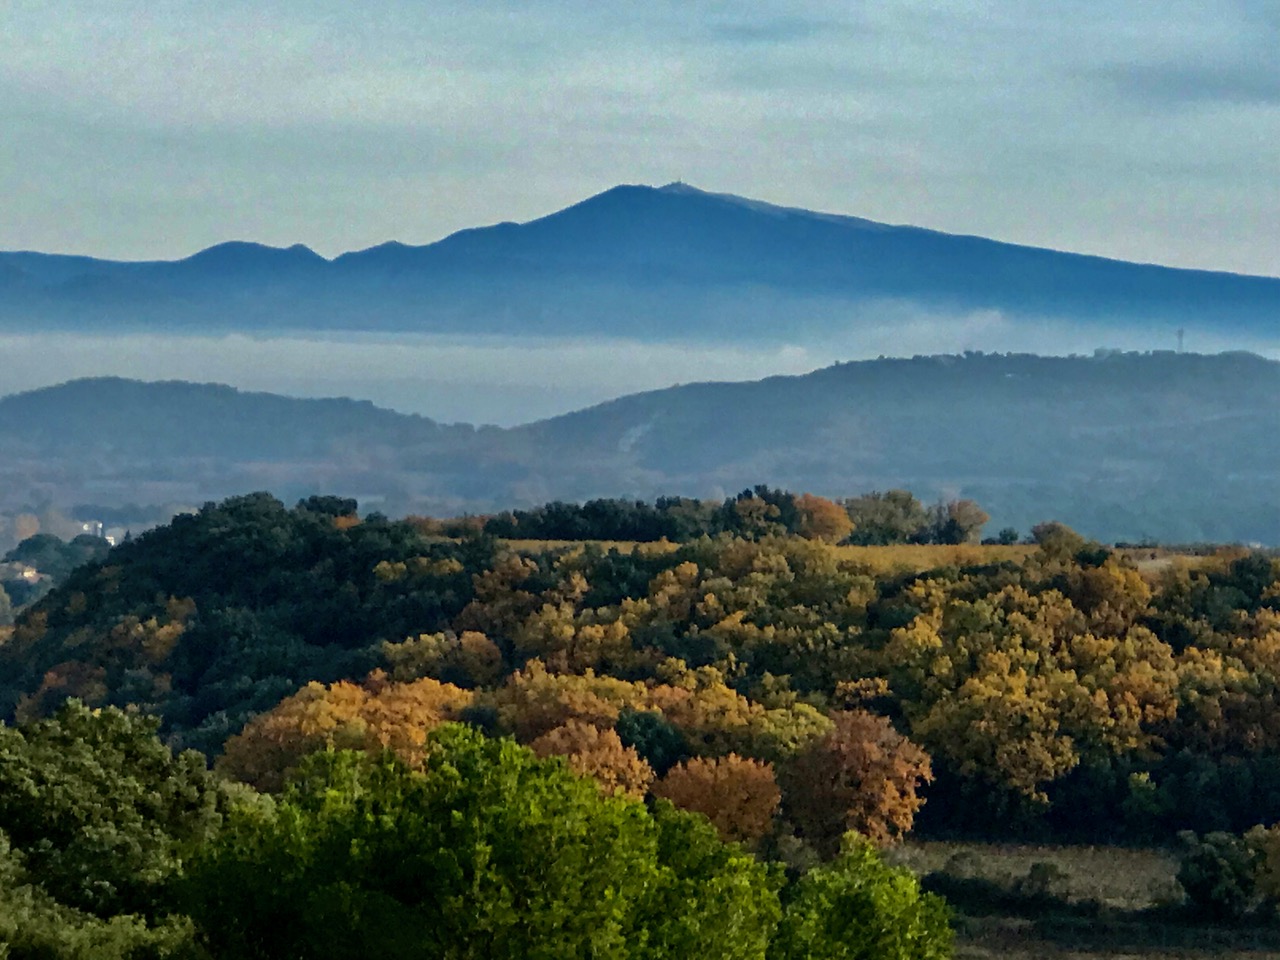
[10,182,1271,278]
[4,183,1280,339]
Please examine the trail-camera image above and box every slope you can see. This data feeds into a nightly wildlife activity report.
[6,353,1280,542]
[3,184,1280,339]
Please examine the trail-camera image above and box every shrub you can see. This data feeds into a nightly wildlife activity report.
[1176,829,1263,920]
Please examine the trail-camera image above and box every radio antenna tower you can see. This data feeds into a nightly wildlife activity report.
[1177,328,1185,353]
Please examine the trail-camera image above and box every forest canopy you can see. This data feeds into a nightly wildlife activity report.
[5,490,1280,846]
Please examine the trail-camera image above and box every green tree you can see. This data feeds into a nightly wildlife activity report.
[0,831,199,960]
[1030,521,1087,562]
[925,500,989,545]
[0,700,227,918]
[770,835,952,960]
[843,491,930,546]
[1176,829,1263,920]
[187,725,784,960]
[638,800,782,960]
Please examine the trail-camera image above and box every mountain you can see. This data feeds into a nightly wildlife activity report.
[0,377,446,458]
[0,379,490,522]
[515,350,1280,543]
[4,352,1280,544]
[3,184,1280,339]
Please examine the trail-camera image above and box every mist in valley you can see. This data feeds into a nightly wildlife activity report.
[1,306,1265,425]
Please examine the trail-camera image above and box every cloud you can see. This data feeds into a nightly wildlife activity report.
[1096,60,1280,108]
[1080,1,1279,108]
[0,332,825,425]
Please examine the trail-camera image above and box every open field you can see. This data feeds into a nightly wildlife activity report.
[953,916,1280,960]
[887,842,1280,959]
[887,841,1181,912]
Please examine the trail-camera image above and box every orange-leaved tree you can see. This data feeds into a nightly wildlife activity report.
[653,754,781,845]
[529,719,655,797]
[779,710,932,854]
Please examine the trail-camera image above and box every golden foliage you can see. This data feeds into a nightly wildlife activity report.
[529,719,655,798]
[484,660,649,742]
[217,673,473,791]
[512,601,634,673]
[793,493,855,543]
[374,556,465,582]
[881,582,1179,799]
[648,661,832,761]
[382,630,504,687]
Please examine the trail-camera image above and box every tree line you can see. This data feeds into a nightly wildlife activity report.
[442,487,996,546]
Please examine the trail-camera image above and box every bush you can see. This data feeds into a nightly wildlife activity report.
[1176,829,1263,920]
[770,833,953,960]
[0,832,200,960]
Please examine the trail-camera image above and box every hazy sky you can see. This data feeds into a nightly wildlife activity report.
[4,1,1279,275]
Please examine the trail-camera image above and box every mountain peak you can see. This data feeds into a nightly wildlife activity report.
[656,180,710,195]
[181,241,328,268]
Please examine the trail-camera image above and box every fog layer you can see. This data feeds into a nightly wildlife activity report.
[1,316,1273,425]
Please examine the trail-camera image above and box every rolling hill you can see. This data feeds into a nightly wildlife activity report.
[3,352,1280,544]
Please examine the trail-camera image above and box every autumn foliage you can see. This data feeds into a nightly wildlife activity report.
[16,492,1280,847]
[217,672,473,791]
[529,719,655,797]
[654,754,781,844]
[780,710,932,852]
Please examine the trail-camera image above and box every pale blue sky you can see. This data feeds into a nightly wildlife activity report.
[4,0,1279,274]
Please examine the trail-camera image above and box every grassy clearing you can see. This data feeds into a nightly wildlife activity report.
[888,842,1280,959]
[886,841,1180,911]
[952,915,1280,959]
[832,543,1034,573]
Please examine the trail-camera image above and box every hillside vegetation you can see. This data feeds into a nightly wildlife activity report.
[11,493,1280,957]
[5,351,1280,544]
[8,492,1280,844]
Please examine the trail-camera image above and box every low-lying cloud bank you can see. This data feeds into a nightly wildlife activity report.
[2,312,1275,425]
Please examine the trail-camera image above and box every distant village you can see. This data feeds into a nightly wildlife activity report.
[0,512,136,624]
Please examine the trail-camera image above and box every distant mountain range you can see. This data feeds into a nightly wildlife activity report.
[4,351,1280,544]
[4,183,1280,339]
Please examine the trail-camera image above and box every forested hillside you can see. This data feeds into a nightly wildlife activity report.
[5,351,1280,543]
[8,492,1280,843]
[12,494,1280,956]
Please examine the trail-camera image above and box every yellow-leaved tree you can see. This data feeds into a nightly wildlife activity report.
[217,672,473,791]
